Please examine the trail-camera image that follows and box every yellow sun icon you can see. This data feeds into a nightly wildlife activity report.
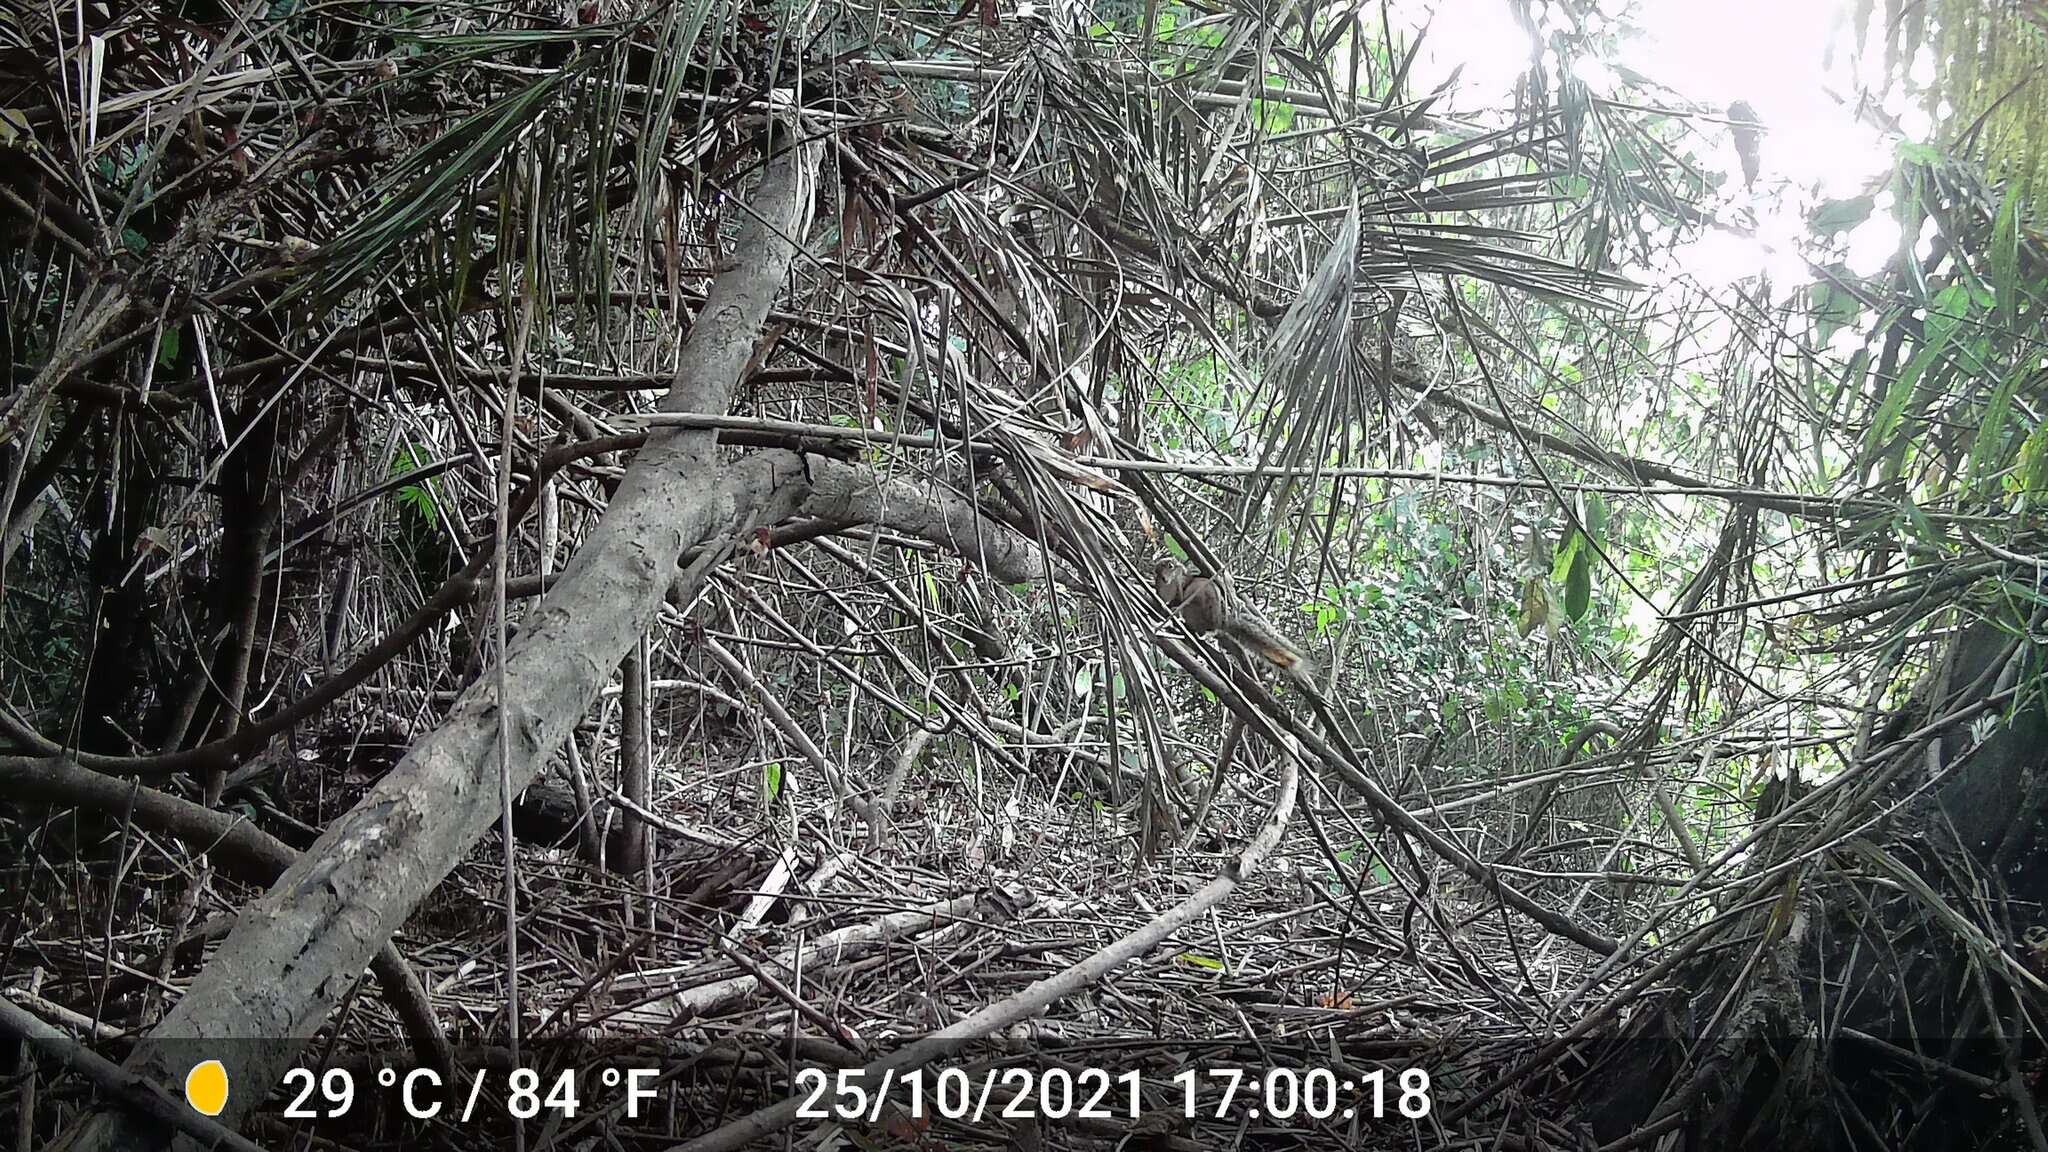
[183,1059,229,1117]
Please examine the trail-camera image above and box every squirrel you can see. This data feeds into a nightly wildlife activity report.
[1153,558,1313,688]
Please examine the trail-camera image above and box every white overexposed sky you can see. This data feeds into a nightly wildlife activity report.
[1391,0,1916,290]
[1375,0,1920,653]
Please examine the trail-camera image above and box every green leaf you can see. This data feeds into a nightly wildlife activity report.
[1549,528,1584,583]
[155,325,182,370]
[1584,491,1609,542]
[1991,188,2021,330]
[1929,281,1977,344]
[1993,577,2048,609]
[1809,280,1863,347]
[2015,421,2048,502]
[390,445,439,519]
[1898,498,1936,544]
[1564,545,1592,622]
[397,483,434,518]
[1807,195,1874,235]
[1861,324,1953,464]
[1178,953,1225,971]
[1965,363,2023,489]
[1896,140,1943,165]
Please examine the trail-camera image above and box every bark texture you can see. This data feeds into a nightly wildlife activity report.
[47,139,823,1151]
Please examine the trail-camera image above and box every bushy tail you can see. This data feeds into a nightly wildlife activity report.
[1220,620,1313,687]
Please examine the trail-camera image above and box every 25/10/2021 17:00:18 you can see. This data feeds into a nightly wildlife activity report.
[792,1065,1433,1123]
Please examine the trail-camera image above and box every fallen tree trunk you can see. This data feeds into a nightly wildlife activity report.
[0,753,454,1080]
[44,136,827,1152]
[42,127,1057,1151]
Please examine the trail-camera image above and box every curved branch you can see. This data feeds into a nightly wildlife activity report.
[45,137,826,1152]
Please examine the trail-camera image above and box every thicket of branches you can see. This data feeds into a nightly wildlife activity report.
[2,1,2044,1149]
